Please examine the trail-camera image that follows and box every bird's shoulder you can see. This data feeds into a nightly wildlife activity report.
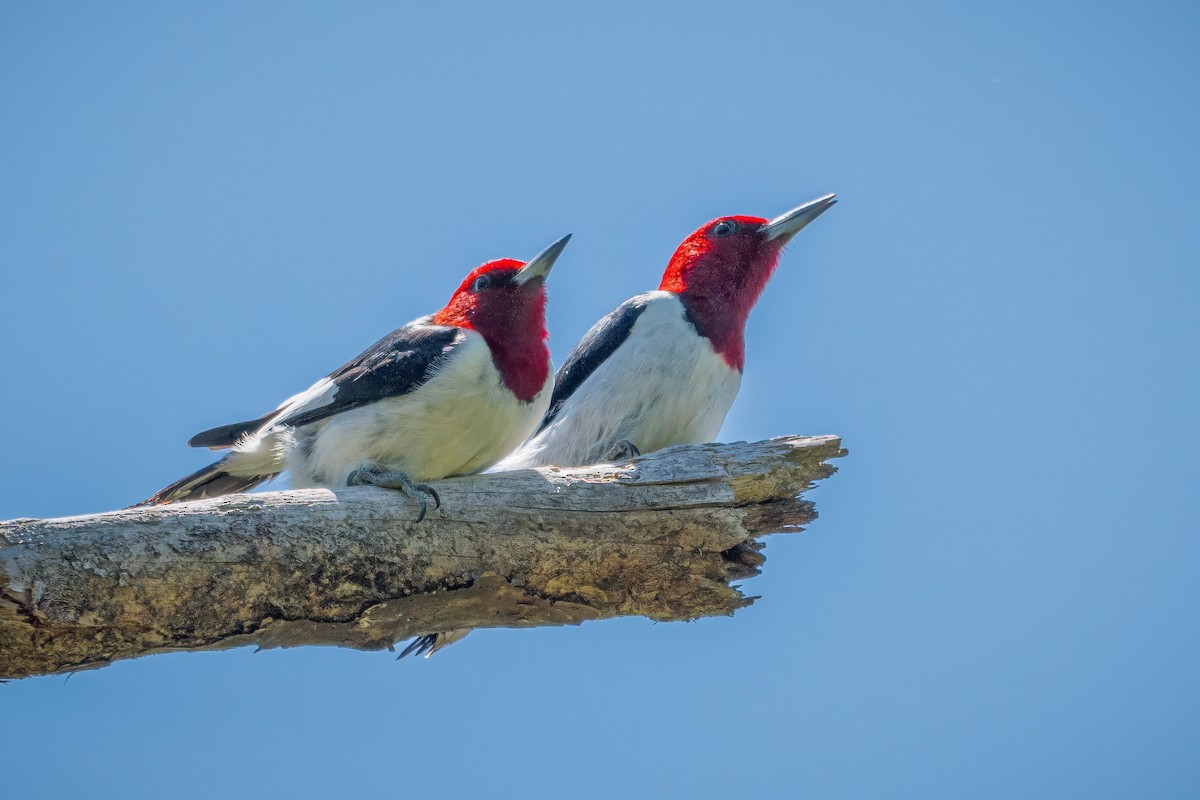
[327,316,465,384]
[537,291,673,433]
[189,318,466,447]
[276,318,466,428]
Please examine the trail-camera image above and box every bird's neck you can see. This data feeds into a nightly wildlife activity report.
[433,289,550,403]
[667,256,779,372]
[440,307,548,403]
[676,291,750,372]
[482,328,550,403]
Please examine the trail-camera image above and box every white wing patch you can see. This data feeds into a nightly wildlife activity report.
[271,376,339,426]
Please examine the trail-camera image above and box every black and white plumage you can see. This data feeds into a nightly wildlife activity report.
[498,195,835,470]
[140,235,571,510]
[498,291,740,469]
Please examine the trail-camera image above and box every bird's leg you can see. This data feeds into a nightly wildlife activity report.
[347,465,441,522]
[603,439,641,462]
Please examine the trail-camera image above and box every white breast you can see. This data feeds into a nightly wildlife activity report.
[500,292,741,469]
[286,332,551,485]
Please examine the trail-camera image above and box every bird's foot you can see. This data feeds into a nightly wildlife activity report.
[347,465,441,522]
[603,439,641,462]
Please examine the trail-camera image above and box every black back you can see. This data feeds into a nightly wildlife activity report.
[280,321,464,428]
[536,294,653,433]
[188,320,464,446]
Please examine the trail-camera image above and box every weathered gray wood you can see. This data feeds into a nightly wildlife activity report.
[0,435,845,679]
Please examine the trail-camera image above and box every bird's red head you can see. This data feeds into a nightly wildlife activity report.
[432,235,570,402]
[658,195,836,371]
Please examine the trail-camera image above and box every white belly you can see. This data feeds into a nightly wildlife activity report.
[231,332,551,486]
[501,292,741,469]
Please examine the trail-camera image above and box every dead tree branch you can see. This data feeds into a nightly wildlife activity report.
[0,435,845,679]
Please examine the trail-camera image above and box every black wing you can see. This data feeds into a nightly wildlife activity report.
[536,294,653,434]
[188,319,464,446]
[189,415,275,449]
[280,320,464,429]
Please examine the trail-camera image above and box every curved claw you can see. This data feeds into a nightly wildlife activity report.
[346,466,372,486]
[603,439,642,462]
[408,483,439,522]
[345,465,440,523]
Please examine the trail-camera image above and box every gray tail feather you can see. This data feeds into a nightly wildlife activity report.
[188,414,273,450]
[397,629,472,659]
[134,459,278,507]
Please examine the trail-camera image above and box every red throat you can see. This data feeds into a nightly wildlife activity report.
[658,216,782,372]
[432,259,550,402]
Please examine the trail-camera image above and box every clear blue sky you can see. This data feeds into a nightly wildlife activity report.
[2,2,1197,797]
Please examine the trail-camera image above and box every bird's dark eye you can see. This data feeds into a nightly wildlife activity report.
[712,220,736,238]
[472,274,492,292]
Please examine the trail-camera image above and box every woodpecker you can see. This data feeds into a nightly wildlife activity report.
[498,195,835,470]
[140,234,571,518]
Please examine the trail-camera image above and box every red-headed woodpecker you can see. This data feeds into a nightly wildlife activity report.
[141,234,571,518]
[498,195,835,469]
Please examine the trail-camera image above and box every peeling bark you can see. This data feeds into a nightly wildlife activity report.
[0,435,845,679]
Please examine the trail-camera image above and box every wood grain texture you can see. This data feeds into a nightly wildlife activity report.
[0,435,845,679]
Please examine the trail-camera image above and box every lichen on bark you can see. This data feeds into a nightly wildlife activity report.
[0,435,844,679]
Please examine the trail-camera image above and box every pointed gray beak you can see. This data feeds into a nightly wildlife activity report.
[763,193,837,242]
[516,233,572,284]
